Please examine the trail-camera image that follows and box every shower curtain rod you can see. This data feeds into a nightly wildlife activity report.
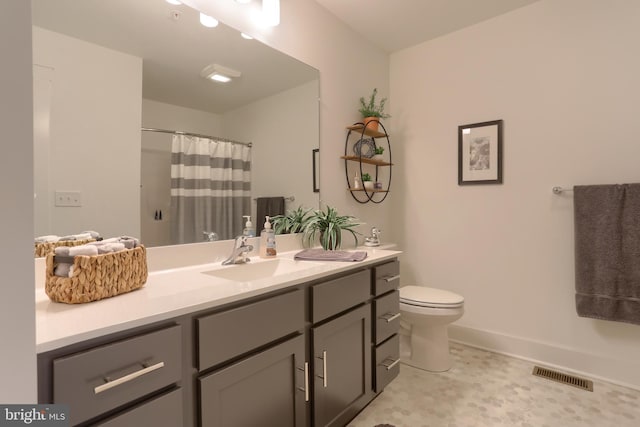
[141,127,252,147]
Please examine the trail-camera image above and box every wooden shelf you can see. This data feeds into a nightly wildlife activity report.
[348,188,389,193]
[341,155,393,166]
[346,124,386,138]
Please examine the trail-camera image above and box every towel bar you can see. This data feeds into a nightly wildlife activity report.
[552,186,573,195]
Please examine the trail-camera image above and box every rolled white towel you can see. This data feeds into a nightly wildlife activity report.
[118,236,140,249]
[35,235,60,243]
[96,242,126,254]
[54,246,70,256]
[59,232,93,242]
[82,230,102,239]
[54,263,71,277]
[68,245,99,257]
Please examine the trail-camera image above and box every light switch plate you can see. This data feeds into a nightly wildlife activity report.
[55,191,82,207]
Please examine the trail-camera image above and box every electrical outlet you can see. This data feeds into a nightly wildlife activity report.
[55,191,82,207]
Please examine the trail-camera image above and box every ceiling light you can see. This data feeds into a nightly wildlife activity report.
[165,0,182,5]
[241,33,254,40]
[199,13,219,28]
[200,64,242,83]
[262,0,280,27]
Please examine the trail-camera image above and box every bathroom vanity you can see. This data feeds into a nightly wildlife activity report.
[36,247,400,427]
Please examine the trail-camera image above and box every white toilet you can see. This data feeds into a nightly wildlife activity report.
[399,285,464,372]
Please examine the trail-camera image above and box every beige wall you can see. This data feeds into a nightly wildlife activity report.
[391,0,640,388]
[1,0,36,402]
[32,27,142,238]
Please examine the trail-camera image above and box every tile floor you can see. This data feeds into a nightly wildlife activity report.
[348,342,640,427]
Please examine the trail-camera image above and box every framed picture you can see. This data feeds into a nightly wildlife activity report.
[458,119,503,185]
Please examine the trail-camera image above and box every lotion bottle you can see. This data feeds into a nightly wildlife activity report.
[259,216,277,258]
[243,215,255,237]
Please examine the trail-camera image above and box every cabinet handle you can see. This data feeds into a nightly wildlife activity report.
[297,362,310,402]
[317,351,328,388]
[383,274,400,283]
[381,357,400,371]
[380,312,401,323]
[94,361,164,394]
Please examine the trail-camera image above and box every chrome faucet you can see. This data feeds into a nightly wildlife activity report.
[203,231,219,242]
[222,235,254,265]
[364,227,381,247]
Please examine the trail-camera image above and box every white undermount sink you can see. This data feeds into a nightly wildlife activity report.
[201,258,316,282]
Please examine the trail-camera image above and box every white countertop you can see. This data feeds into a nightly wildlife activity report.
[36,246,400,353]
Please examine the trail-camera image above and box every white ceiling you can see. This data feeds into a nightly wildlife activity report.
[314,0,542,52]
[31,0,318,114]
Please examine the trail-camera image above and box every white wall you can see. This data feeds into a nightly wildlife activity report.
[32,27,142,239]
[223,81,320,224]
[391,0,640,388]
[0,0,36,402]
[185,0,392,245]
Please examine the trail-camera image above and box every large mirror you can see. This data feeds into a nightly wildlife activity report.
[31,0,319,248]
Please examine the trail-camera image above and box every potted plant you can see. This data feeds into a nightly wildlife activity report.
[361,173,374,190]
[358,88,390,132]
[302,206,361,250]
[372,146,384,162]
[270,206,312,234]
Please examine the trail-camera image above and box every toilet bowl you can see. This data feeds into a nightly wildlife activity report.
[399,285,464,372]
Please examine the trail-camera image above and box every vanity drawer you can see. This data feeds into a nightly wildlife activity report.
[94,388,183,427]
[373,260,400,296]
[374,290,400,345]
[312,269,370,323]
[374,334,400,393]
[197,289,304,371]
[53,325,182,426]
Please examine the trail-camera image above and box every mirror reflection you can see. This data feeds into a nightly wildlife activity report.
[31,0,319,249]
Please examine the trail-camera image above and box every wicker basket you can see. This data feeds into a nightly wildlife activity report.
[45,246,148,304]
[35,238,96,258]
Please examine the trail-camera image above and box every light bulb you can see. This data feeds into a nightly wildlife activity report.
[199,13,219,28]
[262,0,280,27]
[165,0,182,5]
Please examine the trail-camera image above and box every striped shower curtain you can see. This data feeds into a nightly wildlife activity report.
[170,135,251,244]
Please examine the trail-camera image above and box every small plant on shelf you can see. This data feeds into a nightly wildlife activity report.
[374,146,384,155]
[361,173,372,182]
[358,88,390,119]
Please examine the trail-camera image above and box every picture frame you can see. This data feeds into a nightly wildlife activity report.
[458,119,503,185]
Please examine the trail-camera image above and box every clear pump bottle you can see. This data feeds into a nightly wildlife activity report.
[243,215,255,237]
[259,216,277,258]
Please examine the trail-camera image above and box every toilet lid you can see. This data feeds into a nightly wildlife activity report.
[400,285,464,308]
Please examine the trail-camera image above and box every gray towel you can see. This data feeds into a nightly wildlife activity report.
[256,197,285,228]
[574,184,640,325]
[294,249,367,262]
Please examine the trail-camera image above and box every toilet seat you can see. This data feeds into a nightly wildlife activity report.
[400,285,464,309]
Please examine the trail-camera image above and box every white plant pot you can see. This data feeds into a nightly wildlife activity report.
[372,154,384,162]
[363,181,374,190]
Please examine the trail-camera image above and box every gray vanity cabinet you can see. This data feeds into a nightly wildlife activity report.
[199,334,307,427]
[312,304,372,427]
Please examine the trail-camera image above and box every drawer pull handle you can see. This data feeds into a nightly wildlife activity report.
[94,361,165,394]
[383,275,400,283]
[380,312,401,323]
[381,357,400,371]
[316,351,328,388]
[296,362,310,402]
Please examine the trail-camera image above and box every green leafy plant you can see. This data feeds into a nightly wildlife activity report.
[374,146,384,155]
[358,88,390,119]
[270,206,312,234]
[361,173,372,182]
[302,206,361,250]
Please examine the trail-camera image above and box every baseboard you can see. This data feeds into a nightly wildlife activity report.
[448,324,640,391]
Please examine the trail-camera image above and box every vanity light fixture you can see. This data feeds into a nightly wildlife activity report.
[165,0,182,5]
[262,0,280,27]
[234,0,252,4]
[199,12,219,28]
[241,33,254,40]
[200,64,242,83]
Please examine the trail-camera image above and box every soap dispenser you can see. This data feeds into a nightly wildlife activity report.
[243,215,255,237]
[259,216,277,258]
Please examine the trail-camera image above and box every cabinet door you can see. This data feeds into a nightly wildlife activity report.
[199,334,308,427]
[313,304,372,427]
